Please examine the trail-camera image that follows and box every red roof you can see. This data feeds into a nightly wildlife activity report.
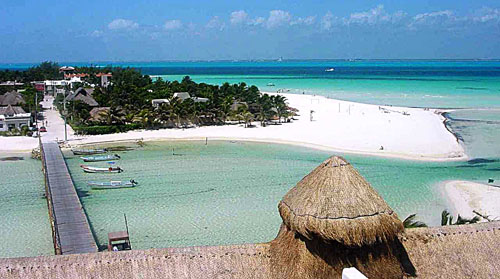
[96,72,113,77]
[64,73,89,79]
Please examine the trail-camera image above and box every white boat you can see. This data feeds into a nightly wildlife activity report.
[88,180,137,190]
[80,165,123,173]
[72,149,107,155]
[81,154,121,162]
[325,68,335,72]
[267,83,275,86]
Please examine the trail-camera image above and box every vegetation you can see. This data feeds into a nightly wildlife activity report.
[403,210,482,229]
[440,210,481,226]
[402,214,428,228]
[64,69,293,133]
[1,62,294,135]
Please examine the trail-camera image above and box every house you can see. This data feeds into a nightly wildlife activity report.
[65,87,98,107]
[88,107,110,123]
[151,92,209,108]
[96,73,112,88]
[0,91,25,106]
[173,92,209,103]
[0,105,31,131]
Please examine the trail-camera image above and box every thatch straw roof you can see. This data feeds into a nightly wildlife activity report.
[0,244,271,279]
[400,221,500,278]
[0,91,25,106]
[278,156,403,246]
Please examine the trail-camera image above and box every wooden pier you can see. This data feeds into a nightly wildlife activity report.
[41,142,97,254]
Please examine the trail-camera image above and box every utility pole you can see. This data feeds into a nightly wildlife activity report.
[63,87,68,142]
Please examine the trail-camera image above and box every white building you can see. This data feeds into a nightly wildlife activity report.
[0,105,31,131]
[151,92,209,108]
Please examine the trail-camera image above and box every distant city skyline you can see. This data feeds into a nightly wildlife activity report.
[1,0,500,63]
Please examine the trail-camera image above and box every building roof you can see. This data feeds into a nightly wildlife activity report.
[64,73,89,79]
[0,105,26,116]
[0,81,24,86]
[88,107,110,122]
[0,244,271,279]
[0,91,25,106]
[65,87,98,107]
[278,156,403,246]
[400,221,500,278]
[96,72,113,77]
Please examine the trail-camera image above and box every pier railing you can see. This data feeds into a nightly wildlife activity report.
[40,138,62,255]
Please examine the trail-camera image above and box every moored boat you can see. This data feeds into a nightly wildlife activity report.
[88,180,138,190]
[80,165,123,173]
[72,149,107,155]
[81,154,121,162]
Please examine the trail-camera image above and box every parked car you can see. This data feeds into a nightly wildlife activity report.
[39,126,47,132]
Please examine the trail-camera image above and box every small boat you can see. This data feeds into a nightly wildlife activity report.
[72,149,107,155]
[267,83,275,86]
[80,165,123,173]
[81,154,121,162]
[88,180,138,190]
[325,68,335,72]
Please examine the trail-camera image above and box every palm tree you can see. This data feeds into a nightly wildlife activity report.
[441,210,481,226]
[403,214,427,228]
[271,95,288,123]
[242,112,253,128]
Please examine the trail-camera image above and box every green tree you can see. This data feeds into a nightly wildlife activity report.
[403,214,427,228]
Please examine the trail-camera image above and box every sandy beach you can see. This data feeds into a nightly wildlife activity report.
[0,93,465,161]
[442,180,500,221]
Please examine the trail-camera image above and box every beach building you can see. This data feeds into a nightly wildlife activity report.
[152,92,209,107]
[0,81,24,92]
[43,80,69,96]
[96,72,112,88]
[0,155,498,278]
[0,90,25,106]
[65,87,98,107]
[0,105,31,131]
[88,107,110,123]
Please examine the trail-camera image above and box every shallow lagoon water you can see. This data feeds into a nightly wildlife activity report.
[65,141,500,251]
[0,155,53,258]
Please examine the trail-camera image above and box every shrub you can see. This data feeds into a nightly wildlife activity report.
[73,124,142,135]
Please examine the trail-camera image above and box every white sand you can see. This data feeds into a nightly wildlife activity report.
[0,93,465,161]
[442,180,500,220]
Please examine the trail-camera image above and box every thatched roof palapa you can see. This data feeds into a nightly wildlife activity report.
[278,156,403,246]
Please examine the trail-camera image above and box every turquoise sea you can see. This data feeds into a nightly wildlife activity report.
[63,141,500,251]
[0,155,53,258]
[1,60,500,256]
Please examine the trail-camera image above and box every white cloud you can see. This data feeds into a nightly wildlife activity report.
[164,19,182,30]
[290,16,316,26]
[266,10,291,28]
[473,7,500,23]
[321,12,334,30]
[206,16,225,30]
[345,5,405,25]
[412,10,454,25]
[90,30,103,38]
[249,17,265,26]
[108,19,139,30]
[230,10,248,25]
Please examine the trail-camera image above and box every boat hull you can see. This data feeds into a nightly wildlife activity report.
[88,181,137,189]
[81,155,120,162]
[80,165,123,173]
[73,149,107,155]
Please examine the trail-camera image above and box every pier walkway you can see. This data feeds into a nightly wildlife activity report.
[41,141,97,254]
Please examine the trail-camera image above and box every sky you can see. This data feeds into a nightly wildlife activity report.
[1,0,500,62]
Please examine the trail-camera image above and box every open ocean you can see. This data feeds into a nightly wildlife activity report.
[1,60,500,257]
